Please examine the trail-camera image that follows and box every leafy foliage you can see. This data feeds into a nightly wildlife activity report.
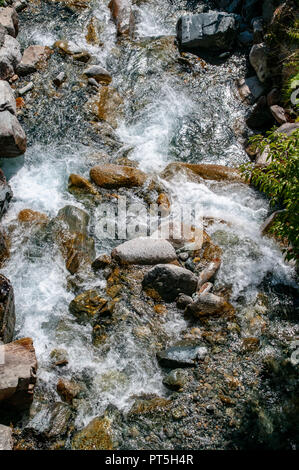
[241,130,299,261]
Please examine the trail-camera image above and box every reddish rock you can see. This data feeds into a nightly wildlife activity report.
[108,0,133,36]
[90,164,147,189]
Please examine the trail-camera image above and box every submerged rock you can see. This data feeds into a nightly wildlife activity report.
[83,65,112,84]
[142,264,198,302]
[0,337,37,411]
[17,45,51,76]
[176,11,237,52]
[161,162,245,183]
[163,369,189,391]
[18,208,49,225]
[86,86,123,128]
[72,416,115,450]
[0,424,13,450]
[69,290,109,322]
[157,340,207,368]
[57,378,81,404]
[108,0,133,37]
[112,238,177,265]
[0,274,15,344]
[90,163,146,189]
[186,291,234,318]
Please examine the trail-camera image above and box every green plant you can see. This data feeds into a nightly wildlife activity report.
[241,129,299,261]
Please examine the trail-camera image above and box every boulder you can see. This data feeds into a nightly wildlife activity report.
[18,208,49,225]
[0,110,27,157]
[16,45,51,76]
[176,11,237,52]
[237,76,265,104]
[142,264,198,302]
[0,424,13,450]
[0,32,21,80]
[0,168,13,218]
[270,105,288,124]
[111,238,177,265]
[68,173,98,196]
[90,164,146,189]
[275,122,299,137]
[0,79,16,114]
[83,65,112,84]
[69,290,109,322]
[157,340,207,368]
[161,162,245,183]
[0,337,38,410]
[108,0,133,37]
[86,86,123,128]
[0,274,15,344]
[249,43,269,82]
[57,378,81,404]
[0,7,18,37]
[186,291,234,317]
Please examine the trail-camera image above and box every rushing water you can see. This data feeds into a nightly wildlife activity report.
[0,0,297,447]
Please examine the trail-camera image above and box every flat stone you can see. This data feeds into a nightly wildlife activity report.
[112,238,177,265]
[157,340,207,368]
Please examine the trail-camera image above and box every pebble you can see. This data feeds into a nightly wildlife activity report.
[18,82,33,96]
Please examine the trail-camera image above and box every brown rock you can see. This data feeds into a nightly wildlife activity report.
[156,192,170,210]
[69,290,109,322]
[108,0,133,37]
[90,163,147,189]
[83,65,112,85]
[187,291,234,318]
[17,45,51,76]
[0,229,9,266]
[72,416,114,450]
[68,173,98,195]
[0,7,18,38]
[57,378,81,403]
[87,86,123,128]
[18,208,49,225]
[270,105,288,124]
[92,254,112,270]
[0,338,38,410]
[0,274,15,344]
[161,162,245,183]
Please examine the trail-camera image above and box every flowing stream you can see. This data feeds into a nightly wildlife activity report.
[0,0,298,449]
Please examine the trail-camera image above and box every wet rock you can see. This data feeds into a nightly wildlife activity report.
[0,424,13,450]
[72,416,114,450]
[0,110,26,157]
[237,76,265,104]
[92,254,112,271]
[83,65,112,85]
[57,378,81,404]
[108,0,133,37]
[249,43,269,82]
[112,238,177,265]
[270,105,288,124]
[18,81,33,95]
[90,163,146,189]
[0,31,21,80]
[129,396,171,416]
[163,368,189,391]
[176,11,237,52]
[54,40,90,63]
[156,192,170,211]
[157,340,207,368]
[54,205,95,274]
[18,208,48,225]
[176,293,193,310]
[53,71,66,87]
[86,86,123,128]
[0,274,15,344]
[68,173,98,196]
[0,337,37,410]
[197,258,221,289]
[45,402,72,439]
[161,162,245,183]
[0,7,18,37]
[187,291,234,318]
[142,264,198,302]
[238,30,253,47]
[69,290,110,322]
[50,348,68,367]
[0,229,9,266]
[88,77,99,88]
[17,45,51,76]
[246,96,273,130]
[0,168,13,217]
[275,122,299,137]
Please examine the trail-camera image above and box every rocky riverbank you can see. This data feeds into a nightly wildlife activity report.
[0,0,298,450]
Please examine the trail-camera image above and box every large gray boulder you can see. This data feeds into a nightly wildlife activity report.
[0,337,38,411]
[0,168,13,218]
[0,79,16,114]
[142,264,198,302]
[0,274,15,344]
[0,110,27,157]
[0,31,21,79]
[0,424,13,450]
[0,7,19,38]
[176,11,237,52]
[112,238,177,265]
